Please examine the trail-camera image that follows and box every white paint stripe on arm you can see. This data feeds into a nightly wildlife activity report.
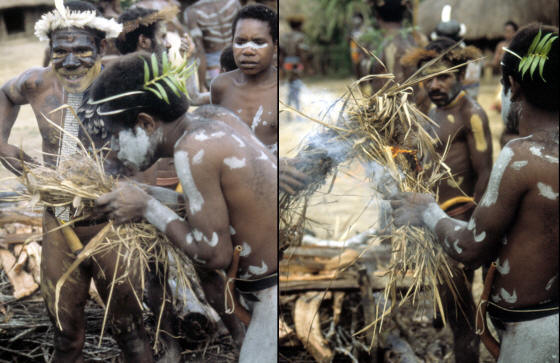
[232,134,246,147]
[175,151,205,214]
[421,202,448,232]
[193,149,205,164]
[144,198,180,233]
[480,146,514,207]
[251,105,264,132]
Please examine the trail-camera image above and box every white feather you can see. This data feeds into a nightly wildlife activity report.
[441,5,452,22]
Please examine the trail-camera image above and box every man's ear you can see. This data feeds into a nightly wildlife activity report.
[136,112,156,134]
[138,34,152,52]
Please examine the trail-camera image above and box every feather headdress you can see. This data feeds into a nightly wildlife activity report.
[34,0,122,42]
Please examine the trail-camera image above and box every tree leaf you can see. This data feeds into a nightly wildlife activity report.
[154,82,169,104]
[527,29,542,55]
[535,32,554,55]
[162,51,169,74]
[163,76,181,97]
[151,53,159,78]
[529,55,540,79]
[143,59,149,84]
[145,86,162,99]
[520,55,533,79]
[538,55,547,82]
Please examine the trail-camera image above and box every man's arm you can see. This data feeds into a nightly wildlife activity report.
[209,74,226,105]
[0,71,38,175]
[391,140,528,268]
[465,106,493,201]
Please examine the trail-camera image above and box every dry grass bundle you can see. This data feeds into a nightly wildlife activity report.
[280,51,473,348]
[15,109,200,351]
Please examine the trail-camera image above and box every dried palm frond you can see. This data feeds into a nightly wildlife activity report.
[280,56,470,348]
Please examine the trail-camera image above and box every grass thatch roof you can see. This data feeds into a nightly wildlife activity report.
[418,0,559,40]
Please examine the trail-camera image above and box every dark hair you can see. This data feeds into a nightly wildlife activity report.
[89,51,188,129]
[425,37,456,54]
[220,45,237,72]
[501,23,558,111]
[49,1,106,46]
[115,7,159,54]
[232,5,278,43]
[374,0,407,23]
[504,20,519,32]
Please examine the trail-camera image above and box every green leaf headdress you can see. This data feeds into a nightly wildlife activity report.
[502,28,558,82]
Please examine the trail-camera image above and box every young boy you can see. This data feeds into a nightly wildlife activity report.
[210,5,278,154]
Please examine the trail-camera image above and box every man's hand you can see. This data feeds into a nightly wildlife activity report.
[279,157,311,195]
[95,182,149,225]
[389,192,435,228]
[180,32,196,59]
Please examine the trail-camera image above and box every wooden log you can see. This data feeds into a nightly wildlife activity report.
[280,273,414,293]
[279,316,299,346]
[0,249,38,299]
[0,212,42,227]
[0,233,41,245]
[293,292,334,363]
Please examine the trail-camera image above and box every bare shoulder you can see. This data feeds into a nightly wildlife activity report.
[194,104,242,122]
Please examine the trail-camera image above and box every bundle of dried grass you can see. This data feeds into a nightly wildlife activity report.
[15,109,200,351]
[280,48,474,348]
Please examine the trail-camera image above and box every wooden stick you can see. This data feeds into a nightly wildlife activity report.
[476,262,500,360]
[226,245,251,326]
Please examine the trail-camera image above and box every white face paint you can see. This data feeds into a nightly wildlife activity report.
[248,261,268,275]
[239,242,252,257]
[501,88,512,125]
[251,105,264,131]
[233,41,269,49]
[116,127,162,171]
[480,146,514,207]
[500,288,518,303]
[224,156,246,169]
[175,151,205,214]
[231,134,246,147]
[537,182,559,200]
[144,198,179,233]
[193,149,205,165]
[496,258,510,275]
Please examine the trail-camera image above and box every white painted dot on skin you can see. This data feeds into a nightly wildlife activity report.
[496,258,510,275]
[204,232,219,247]
[248,261,268,275]
[454,225,462,231]
[186,233,193,244]
[267,111,272,115]
[500,288,518,303]
[474,230,486,243]
[467,218,476,231]
[194,131,210,141]
[239,242,251,257]
[193,229,203,242]
[491,293,502,303]
[545,275,557,290]
[256,151,268,161]
[231,134,246,147]
[192,149,205,164]
[224,156,246,169]
[251,105,264,132]
[263,121,268,126]
[193,254,206,265]
[444,237,451,248]
[510,160,528,170]
[144,198,180,233]
[537,182,559,200]
[480,147,514,207]
[530,145,543,157]
[544,155,559,164]
[239,272,252,279]
[210,131,226,138]
[453,240,462,254]
[175,151,205,214]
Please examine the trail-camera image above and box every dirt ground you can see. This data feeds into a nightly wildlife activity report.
[279,76,504,362]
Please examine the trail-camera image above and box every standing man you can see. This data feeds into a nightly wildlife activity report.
[279,14,307,117]
[91,51,278,363]
[391,24,558,363]
[210,5,278,154]
[401,37,493,363]
[0,2,158,362]
[184,0,242,88]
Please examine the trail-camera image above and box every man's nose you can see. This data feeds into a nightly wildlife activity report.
[62,53,80,69]
[242,46,256,55]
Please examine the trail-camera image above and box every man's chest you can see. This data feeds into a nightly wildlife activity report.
[220,88,277,129]
[429,109,468,146]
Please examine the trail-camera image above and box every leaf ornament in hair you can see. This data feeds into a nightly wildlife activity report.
[88,52,195,116]
[502,28,558,82]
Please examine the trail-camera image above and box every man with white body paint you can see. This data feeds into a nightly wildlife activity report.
[90,51,277,362]
[211,5,278,154]
[391,24,558,363]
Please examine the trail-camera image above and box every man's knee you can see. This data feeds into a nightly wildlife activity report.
[53,328,85,361]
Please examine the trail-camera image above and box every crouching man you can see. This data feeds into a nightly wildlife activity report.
[390,24,558,363]
[91,51,278,362]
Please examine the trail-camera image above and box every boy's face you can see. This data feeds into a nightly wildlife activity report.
[233,18,275,75]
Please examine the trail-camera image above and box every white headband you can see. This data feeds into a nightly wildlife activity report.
[34,0,122,42]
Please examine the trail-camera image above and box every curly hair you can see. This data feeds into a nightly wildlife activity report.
[89,51,188,129]
[232,4,278,43]
[115,7,158,54]
[501,23,558,111]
